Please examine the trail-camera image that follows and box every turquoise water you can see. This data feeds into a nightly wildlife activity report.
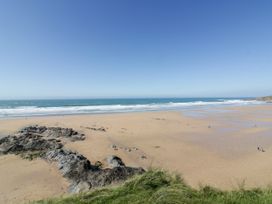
[0,98,263,118]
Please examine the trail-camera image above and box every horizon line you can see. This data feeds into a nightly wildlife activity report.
[0,96,258,101]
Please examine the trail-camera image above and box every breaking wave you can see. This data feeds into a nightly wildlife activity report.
[0,99,265,118]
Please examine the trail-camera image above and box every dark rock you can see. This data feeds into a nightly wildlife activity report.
[86,166,145,188]
[0,134,63,155]
[0,125,145,193]
[111,144,118,151]
[70,134,86,142]
[19,126,47,134]
[94,161,103,168]
[107,155,125,168]
[45,149,96,180]
[111,144,117,149]
[124,147,132,152]
[46,150,144,191]
[90,127,106,132]
[69,181,91,193]
[18,125,85,141]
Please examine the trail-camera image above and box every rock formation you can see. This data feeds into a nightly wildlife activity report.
[0,125,145,193]
[257,96,272,102]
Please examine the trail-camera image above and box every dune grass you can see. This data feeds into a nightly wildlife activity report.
[34,170,272,204]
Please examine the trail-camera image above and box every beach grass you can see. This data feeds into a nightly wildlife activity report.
[33,169,272,204]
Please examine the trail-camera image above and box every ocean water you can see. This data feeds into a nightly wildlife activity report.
[0,98,265,118]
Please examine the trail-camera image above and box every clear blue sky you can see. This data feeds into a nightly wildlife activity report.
[0,0,271,99]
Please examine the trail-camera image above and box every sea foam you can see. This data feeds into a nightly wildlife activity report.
[0,99,265,118]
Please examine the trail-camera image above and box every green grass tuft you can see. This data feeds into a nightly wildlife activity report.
[33,170,272,204]
[20,151,43,160]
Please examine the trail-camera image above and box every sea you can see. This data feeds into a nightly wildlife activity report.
[0,98,265,118]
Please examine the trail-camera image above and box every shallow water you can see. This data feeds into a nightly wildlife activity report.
[180,105,272,159]
[0,98,264,118]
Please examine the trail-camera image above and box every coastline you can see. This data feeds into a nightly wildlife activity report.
[1,104,272,203]
[0,98,265,118]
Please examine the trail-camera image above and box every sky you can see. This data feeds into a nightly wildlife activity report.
[0,0,271,99]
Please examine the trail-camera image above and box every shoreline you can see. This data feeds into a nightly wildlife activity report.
[0,98,266,119]
[0,109,179,121]
[0,103,270,120]
[1,104,272,203]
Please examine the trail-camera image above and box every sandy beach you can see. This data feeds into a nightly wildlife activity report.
[1,104,272,203]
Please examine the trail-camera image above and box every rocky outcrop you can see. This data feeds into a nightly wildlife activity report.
[45,149,96,180]
[257,96,272,102]
[46,149,144,193]
[89,127,106,132]
[0,125,145,193]
[107,155,125,168]
[0,134,62,155]
[18,125,86,141]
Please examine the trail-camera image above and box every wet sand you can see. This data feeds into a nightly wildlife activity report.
[1,104,272,203]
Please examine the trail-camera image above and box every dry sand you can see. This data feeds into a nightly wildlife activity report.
[1,104,272,203]
[0,155,68,204]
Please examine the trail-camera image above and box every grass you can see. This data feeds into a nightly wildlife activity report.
[20,151,44,161]
[33,170,272,204]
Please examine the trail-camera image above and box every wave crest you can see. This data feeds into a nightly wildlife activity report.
[0,100,265,117]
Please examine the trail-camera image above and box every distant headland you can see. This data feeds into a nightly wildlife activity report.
[258,96,272,102]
